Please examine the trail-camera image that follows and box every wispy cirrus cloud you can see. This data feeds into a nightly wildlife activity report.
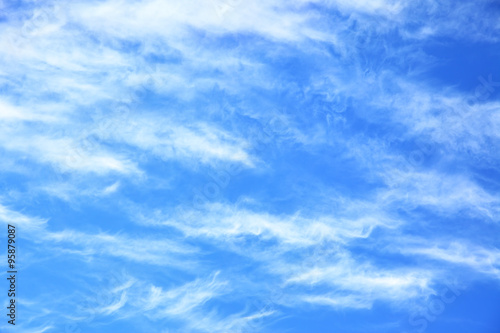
[1,0,499,332]
[400,240,500,279]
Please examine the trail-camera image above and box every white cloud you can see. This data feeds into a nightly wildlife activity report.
[378,170,500,220]
[402,241,500,279]
[99,291,128,315]
[141,271,227,318]
[42,229,197,266]
[94,115,254,167]
[144,202,396,246]
[0,203,47,233]
[0,99,62,122]
[278,249,433,309]
[102,181,121,195]
[68,0,322,42]
[0,133,139,175]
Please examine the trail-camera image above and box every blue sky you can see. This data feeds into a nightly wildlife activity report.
[0,0,500,332]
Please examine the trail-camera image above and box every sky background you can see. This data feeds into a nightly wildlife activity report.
[0,0,500,332]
